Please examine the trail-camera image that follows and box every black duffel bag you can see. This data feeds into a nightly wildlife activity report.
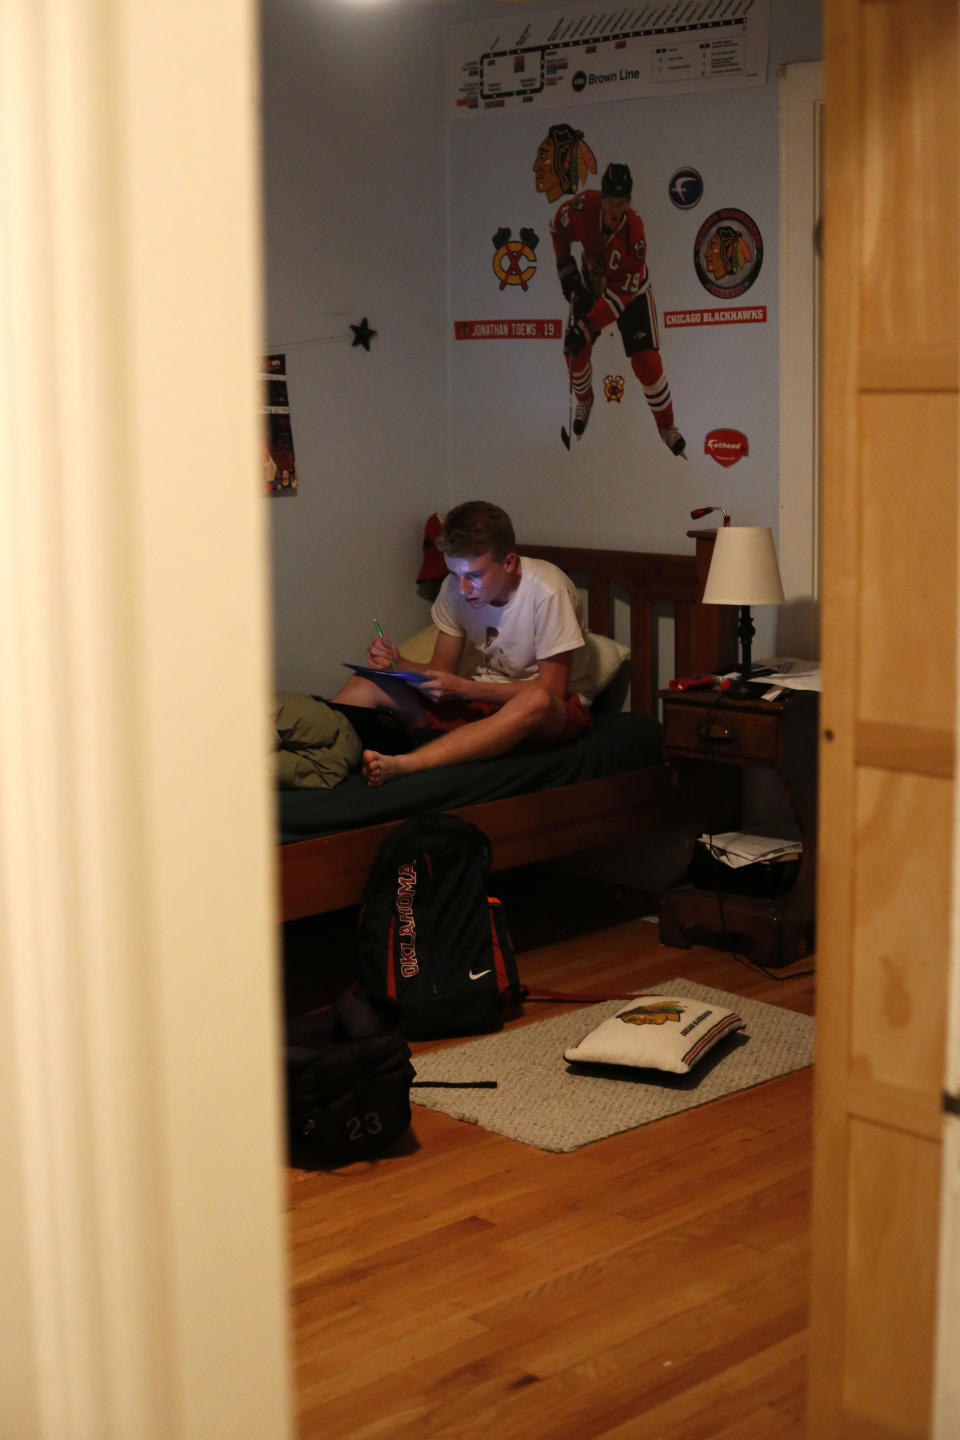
[284,986,415,1165]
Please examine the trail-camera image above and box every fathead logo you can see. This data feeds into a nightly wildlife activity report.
[395,862,419,976]
[704,428,749,467]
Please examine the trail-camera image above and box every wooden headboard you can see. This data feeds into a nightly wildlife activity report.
[522,529,737,712]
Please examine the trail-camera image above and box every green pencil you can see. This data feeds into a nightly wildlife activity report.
[373,618,396,669]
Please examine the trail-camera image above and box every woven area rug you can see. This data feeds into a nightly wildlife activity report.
[410,979,815,1153]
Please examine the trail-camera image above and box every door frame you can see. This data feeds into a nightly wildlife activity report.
[778,59,824,662]
[0,2,291,1434]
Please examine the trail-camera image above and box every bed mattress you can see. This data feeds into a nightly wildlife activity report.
[277,710,662,845]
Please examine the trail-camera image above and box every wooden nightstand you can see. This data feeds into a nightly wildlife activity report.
[657,687,819,969]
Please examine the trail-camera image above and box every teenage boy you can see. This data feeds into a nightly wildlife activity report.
[332,500,597,787]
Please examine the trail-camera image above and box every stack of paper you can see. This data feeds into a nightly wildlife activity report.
[697,828,803,870]
[720,657,821,693]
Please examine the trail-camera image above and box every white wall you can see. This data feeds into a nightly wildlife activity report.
[263,0,821,686]
[261,0,450,694]
[448,85,780,546]
[446,0,821,660]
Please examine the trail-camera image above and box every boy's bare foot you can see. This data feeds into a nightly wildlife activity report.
[362,749,409,787]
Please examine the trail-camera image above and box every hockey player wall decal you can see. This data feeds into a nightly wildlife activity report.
[549,162,686,458]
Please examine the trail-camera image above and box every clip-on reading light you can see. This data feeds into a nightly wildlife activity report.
[690,506,731,525]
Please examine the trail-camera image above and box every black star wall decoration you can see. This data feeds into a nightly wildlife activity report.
[350,317,377,351]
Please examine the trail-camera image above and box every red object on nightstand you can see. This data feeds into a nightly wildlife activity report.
[669,674,731,692]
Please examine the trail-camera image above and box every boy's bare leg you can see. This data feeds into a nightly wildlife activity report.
[362,686,569,787]
[330,671,428,725]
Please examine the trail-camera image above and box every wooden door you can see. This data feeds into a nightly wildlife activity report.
[809,3,958,1435]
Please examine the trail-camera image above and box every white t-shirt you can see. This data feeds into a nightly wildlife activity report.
[431,555,597,703]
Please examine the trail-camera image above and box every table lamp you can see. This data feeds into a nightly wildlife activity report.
[701,525,785,698]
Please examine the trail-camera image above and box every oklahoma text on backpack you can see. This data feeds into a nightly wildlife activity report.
[358,813,524,1038]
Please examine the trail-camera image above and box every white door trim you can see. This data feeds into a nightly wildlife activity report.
[0,2,291,1435]
[778,60,824,662]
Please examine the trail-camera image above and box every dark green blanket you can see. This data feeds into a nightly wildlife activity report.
[278,710,662,845]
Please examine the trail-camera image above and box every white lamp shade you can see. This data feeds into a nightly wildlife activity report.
[701,526,786,606]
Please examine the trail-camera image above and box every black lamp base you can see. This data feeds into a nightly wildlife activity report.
[727,603,765,699]
[726,676,756,700]
[726,675,769,700]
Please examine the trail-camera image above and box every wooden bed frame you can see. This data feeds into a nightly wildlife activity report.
[279,531,735,922]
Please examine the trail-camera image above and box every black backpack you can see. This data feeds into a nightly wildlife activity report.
[284,986,415,1165]
[357,813,524,1039]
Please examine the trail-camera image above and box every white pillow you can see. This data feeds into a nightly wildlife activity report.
[582,631,629,694]
[399,624,484,675]
[563,994,747,1075]
[398,624,441,664]
[400,624,628,695]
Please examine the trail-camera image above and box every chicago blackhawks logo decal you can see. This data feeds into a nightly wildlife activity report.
[603,374,625,403]
[694,208,763,299]
[492,227,539,290]
[532,123,597,203]
[618,1001,685,1027]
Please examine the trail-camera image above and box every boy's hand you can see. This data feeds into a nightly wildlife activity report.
[365,635,401,670]
[417,669,471,701]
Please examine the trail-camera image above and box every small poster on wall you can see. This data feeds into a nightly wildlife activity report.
[261,354,298,496]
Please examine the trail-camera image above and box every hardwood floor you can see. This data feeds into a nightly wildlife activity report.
[284,889,815,1440]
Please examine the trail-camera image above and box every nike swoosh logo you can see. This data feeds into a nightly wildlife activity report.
[469,969,492,981]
